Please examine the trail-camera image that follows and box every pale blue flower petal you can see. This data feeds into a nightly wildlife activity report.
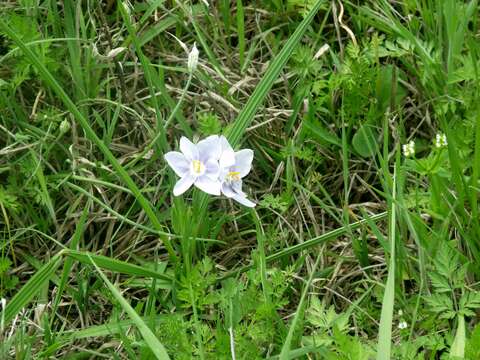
[231,180,244,194]
[219,136,235,168]
[204,158,220,180]
[195,176,221,195]
[173,174,195,196]
[234,149,254,177]
[180,136,199,160]
[232,193,256,207]
[219,167,229,182]
[197,135,221,162]
[164,151,190,177]
[221,182,236,198]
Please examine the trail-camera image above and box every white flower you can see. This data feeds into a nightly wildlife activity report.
[187,42,199,73]
[398,321,408,329]
[435,133,447,148]
[164,136,222,196]
[402,140,415,157]
[218,136,255,207]
[164,134,256,205]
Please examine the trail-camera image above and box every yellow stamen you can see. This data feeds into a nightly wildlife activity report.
[227,171,241,181]
[192,160,203,174]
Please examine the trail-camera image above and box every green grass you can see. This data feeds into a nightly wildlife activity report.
[1,0,480,358]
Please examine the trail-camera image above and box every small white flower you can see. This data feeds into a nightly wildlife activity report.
[218,136,255,207]
[187,42,199,73]
[398,309,403,316]
[398,321,408,329]
[164,135,222,196]
[402,140,415,157]
[434,133,447,148]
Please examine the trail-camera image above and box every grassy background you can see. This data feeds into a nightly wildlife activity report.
[1,0,480,358]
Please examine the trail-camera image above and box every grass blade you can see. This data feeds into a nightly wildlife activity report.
[51,201,91,318]
[89,255,171,360]
[376,167,397,360]
[279,253,322,359]
[0,18,176,261]
[1,255,62,327]
[118,1,192,138]
[59,314,168,342]
[65,250,173,283]
[219,211,387,281]
[227,0,324,147]
[236,0,245,69]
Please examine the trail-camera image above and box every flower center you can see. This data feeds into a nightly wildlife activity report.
[226,171,241,182]
[191,160,205,175]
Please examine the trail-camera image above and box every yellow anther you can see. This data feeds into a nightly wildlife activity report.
[227,171,241,181]
[192,160,203,174]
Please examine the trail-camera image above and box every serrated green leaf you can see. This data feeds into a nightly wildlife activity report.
[429,272,451,293]
[434,242,459,280]
[460,292,480,311]
[425,293,454,317]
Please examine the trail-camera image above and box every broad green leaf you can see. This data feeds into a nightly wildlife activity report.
[352,124,378,158]
[303,117,341,148]
[375,65,393,112]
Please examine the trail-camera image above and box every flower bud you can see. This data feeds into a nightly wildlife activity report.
[187,42,199,73]
[60,119,71,134]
